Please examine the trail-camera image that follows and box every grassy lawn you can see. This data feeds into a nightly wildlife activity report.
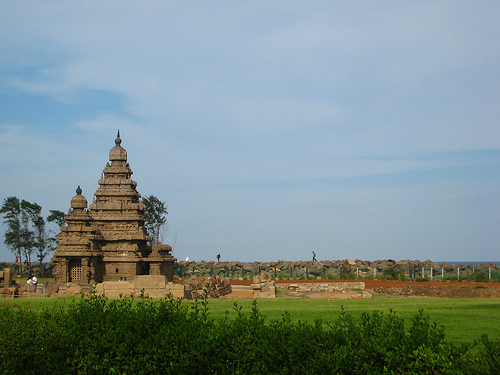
[4,294,499,346]
[184,297,500,345]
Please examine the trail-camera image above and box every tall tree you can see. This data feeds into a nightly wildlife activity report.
[1,198,63,277]
[0,197,39,276]
[34,210,62,276]
[21,200,42,277]
[141,195,168,245]
[1,197,23,274]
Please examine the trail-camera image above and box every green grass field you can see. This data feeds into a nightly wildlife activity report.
[205,297,500,345]
[4,295,499,346]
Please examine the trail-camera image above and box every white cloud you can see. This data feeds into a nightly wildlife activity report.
[0,2,499,262]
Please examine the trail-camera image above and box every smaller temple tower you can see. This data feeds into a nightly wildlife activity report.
[51,131,176,285]
[52,186,101,284]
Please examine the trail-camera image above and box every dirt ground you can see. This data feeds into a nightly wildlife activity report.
[366,280,500,298]
[224,279,500,298]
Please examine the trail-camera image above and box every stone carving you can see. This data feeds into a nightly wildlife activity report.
[183,275,232,299]
[207,275,232,298]
[51,131,177,286]
[183,275,204,299]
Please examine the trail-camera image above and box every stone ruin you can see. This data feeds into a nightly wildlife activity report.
[280,281,369,298]
[0,268,13,288]
[183,275,232,299]
[51,131,176,290]
[0,268,62,298]
[95,275,184,299]
[251,271,276,298]
[0,268,14,298]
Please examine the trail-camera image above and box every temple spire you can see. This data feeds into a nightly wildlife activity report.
[115,129,122,146]
[109,129,127,162]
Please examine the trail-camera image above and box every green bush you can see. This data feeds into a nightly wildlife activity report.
[338,266,355,280]
[381,267,405,281]
[0,293,497,374]
[470,270,489,282]
[415,276,430,282]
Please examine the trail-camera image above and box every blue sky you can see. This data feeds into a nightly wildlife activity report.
[0,2,499,263]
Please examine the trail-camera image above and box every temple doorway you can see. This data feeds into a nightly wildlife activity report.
[69,259,82,282]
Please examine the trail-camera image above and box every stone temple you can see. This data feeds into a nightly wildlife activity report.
[51,131,176,285]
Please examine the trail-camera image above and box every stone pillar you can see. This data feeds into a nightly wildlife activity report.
[61,259,68,283]
[3,268,12,288]
[82,258,90,284]
[89,259,96,283]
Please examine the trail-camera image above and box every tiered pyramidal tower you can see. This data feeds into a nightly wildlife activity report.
[51,131,176,284]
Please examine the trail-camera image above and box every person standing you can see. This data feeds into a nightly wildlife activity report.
[312,251,317,262]
[217,254,221,262]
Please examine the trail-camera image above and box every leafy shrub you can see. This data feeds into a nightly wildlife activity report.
[338,266,355,280]
[381,267,405,281]
[470,270,489,282]
[415,276,430,282]
[0,293,497,374]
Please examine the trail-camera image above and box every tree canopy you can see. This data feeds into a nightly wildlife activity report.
[47,210,66,227]
[141,195,168,245]
[1,197,63,276]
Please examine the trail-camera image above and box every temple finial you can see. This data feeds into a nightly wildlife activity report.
[115,129,122,145]
[76,186,82,195]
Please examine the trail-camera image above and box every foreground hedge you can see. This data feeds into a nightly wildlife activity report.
[0,293,498,374]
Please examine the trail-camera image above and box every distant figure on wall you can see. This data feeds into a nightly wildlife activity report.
[312,251,317,262]
[217,253,221,262]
